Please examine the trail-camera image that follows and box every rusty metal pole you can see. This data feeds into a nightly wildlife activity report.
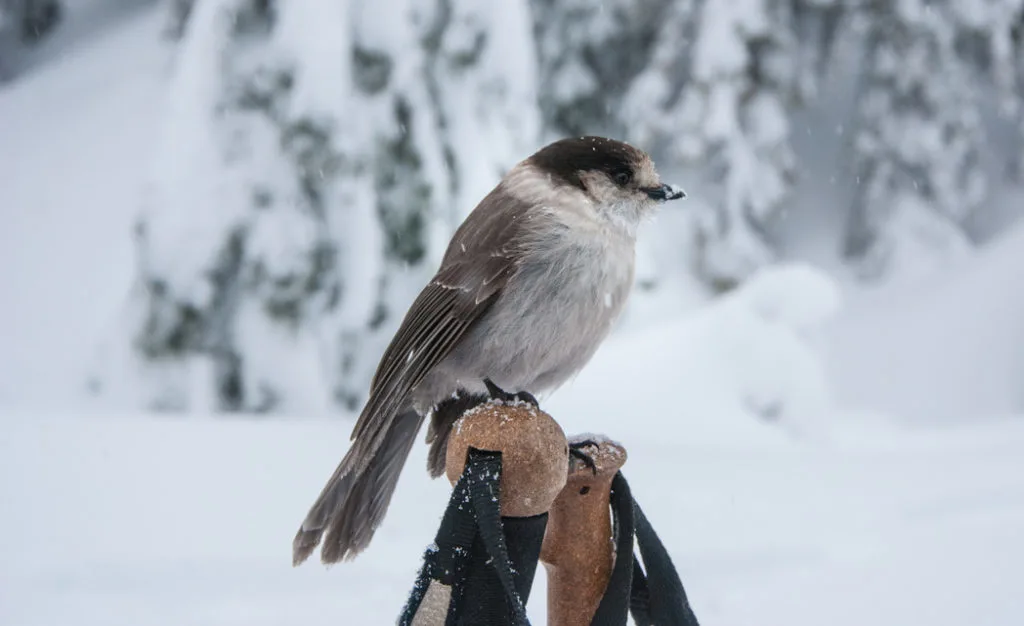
[540,438,628,626]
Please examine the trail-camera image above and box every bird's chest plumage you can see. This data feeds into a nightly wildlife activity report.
[443,221,636,395]
[518,230,634,347]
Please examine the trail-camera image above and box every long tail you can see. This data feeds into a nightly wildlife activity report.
[292,410,423,565]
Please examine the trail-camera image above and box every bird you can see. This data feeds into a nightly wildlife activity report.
[292,136,686,565]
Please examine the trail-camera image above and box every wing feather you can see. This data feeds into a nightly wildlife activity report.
[348,186,535,460]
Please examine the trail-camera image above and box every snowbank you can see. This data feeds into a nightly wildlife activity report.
[545,263,843,446]
[826,223,1024,422]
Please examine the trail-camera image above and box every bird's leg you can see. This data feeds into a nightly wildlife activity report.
[568,439,599,475]
[437,389,492,418]
[482,378,511,401]
[482,378,540,408]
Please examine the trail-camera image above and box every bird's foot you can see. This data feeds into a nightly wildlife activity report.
[482,378,539,408]
[568,439,599,475]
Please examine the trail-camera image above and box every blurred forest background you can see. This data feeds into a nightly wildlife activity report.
[2,0,1022,416]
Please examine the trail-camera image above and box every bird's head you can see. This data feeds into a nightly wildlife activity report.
[526,136,686,231]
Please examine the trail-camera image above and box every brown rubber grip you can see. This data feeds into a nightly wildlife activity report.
[540,438,628,626]
[445,401,569,518]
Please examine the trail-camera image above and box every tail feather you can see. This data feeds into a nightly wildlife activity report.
[293,410,423,565]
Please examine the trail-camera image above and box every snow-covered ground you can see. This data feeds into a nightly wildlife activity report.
[2,4,1023,625]
[4,353,1024,625]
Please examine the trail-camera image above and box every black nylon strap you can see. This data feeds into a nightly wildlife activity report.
[456,448,531,625]
[457,514,547,625]
[398,452,481,625]
[401,462,699,626]
[633,500,700,625]
[589,471,700,626]
[399,448,541,626]
[629,558,653,626]
[398,549,437,625]
[590,471,636,626]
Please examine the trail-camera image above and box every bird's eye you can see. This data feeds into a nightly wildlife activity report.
[613,171,632,186]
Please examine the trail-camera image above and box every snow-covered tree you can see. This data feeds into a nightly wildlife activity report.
[0,0,62,81]
[530,0,674,139]
[844,0,1014,281]
[624,0,844,291]
[92,0,1024,413]
[1014,7,1024,180]
[419,0,541,225]
[102,0,539,413]
[1,0,60,41]
[948,0,1024,182]
[162,0,193,39]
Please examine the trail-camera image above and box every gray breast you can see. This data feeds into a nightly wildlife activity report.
[425,222,635,402]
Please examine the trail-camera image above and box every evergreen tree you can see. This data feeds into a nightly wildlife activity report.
[625,0,843,290]
[96,0,1024,412]
[106,0,538,413]
[0,0,62,81]
[949,0,1024,182]
[845,0,1015,280]
[162,0,194,39]
[530,0,674,139]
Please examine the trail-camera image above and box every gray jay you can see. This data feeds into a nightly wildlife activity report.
[292,136,685,565]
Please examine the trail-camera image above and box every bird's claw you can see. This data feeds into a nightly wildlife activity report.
[515,390,539,406]
[568,439,599,475]
[482,378,539,408]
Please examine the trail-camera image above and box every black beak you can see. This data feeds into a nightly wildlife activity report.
[643,183,686,202]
